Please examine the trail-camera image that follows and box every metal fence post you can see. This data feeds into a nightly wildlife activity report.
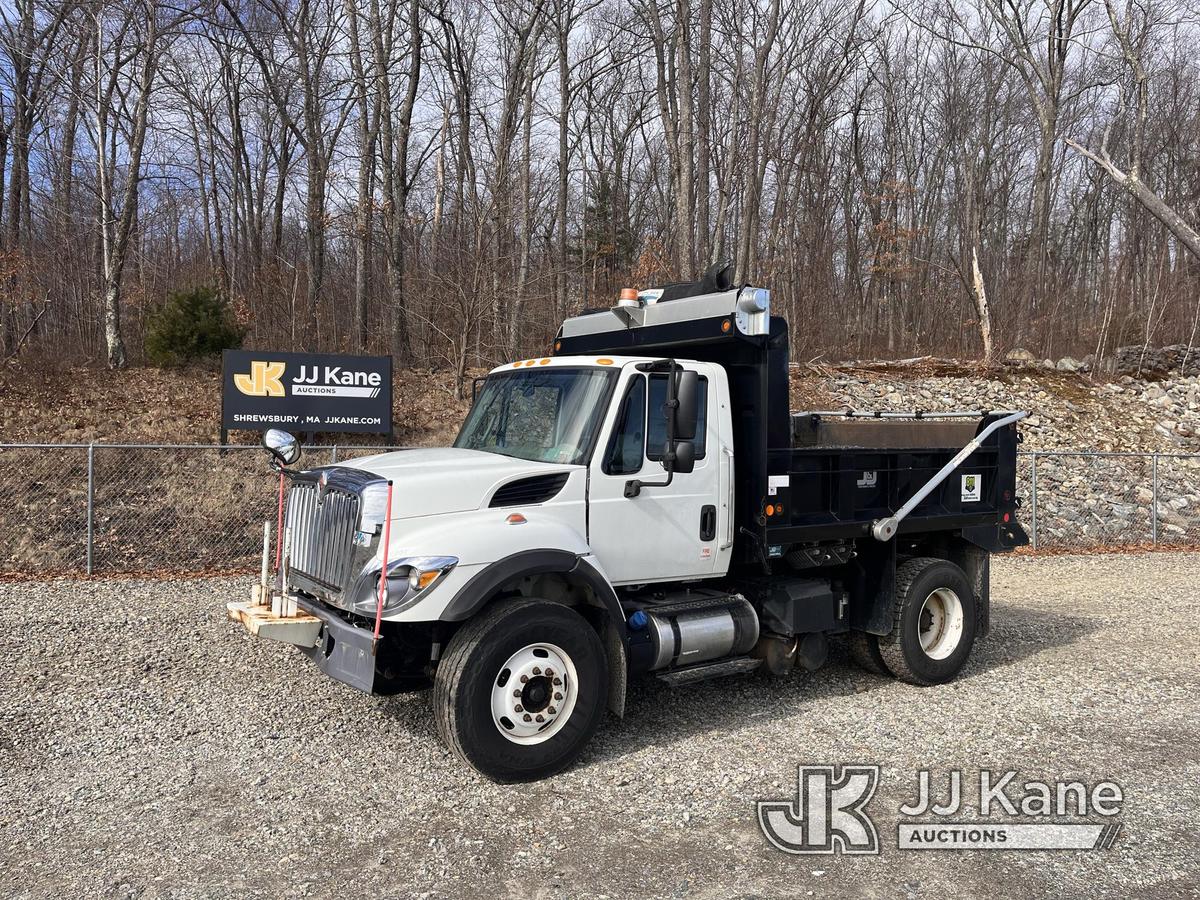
[1151,453,1159,545]
[331,445,339,464]
[86,443,95,575]
[1030,453,1039,551]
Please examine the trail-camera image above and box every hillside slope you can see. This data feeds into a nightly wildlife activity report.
[4,359,1198,453]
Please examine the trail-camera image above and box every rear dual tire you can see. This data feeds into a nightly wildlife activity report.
[848,557,977,686]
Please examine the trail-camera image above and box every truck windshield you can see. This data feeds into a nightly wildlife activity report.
[455,367,616,465]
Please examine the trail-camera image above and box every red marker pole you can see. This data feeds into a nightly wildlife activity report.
[372,481,395,651]
[274,470,286,571]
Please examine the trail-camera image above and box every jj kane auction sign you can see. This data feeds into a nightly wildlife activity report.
[221,350,393,438]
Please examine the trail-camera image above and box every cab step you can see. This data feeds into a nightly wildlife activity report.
[656,656,762,686]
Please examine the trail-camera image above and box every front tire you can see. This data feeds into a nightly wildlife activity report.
[878,557,977,685]
[434,598,608,782]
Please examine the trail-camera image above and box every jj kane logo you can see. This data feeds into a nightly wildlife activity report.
[758,766,1124,854]
[234,360,286,397]
[233,361,384,399]
[758,765,880,855]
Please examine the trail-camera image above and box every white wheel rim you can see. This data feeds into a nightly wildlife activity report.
[490,642,578,745]
[917,588,964,660]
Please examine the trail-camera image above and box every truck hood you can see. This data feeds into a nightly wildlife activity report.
[343,447,578,519]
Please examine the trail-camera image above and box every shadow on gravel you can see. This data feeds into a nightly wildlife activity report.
[585,601,1099,766]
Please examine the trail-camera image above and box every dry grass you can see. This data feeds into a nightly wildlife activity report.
[0,361,477,447]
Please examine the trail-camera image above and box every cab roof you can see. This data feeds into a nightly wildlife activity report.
[490,354,678,375]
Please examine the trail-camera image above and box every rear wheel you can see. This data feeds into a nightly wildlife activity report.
[847,630,891,676]
[879,557,976,685]
[434,598,608,782]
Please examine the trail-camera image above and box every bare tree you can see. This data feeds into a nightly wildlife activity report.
[1066,0,1200,261]
[88,0,175,368]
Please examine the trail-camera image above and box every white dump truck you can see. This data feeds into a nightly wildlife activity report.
[228,271,1027,782]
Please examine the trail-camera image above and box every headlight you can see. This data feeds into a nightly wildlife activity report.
[350,555,458,614]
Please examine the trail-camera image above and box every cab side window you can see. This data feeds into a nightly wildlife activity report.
[647,374,707,461]
[604,376,646,475]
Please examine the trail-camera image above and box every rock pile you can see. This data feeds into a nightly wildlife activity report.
[1113,344,1200,377]
[1002,344,1200,377]
[790,365,1200,547]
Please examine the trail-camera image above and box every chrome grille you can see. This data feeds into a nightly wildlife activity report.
[284,482,361,593]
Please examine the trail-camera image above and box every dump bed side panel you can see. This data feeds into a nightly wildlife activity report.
[761,417,1024,549]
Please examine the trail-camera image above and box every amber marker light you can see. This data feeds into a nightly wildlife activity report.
[506,513,528,525]
[411,570,441,591]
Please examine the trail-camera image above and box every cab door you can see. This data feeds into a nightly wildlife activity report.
[587,363,724,585]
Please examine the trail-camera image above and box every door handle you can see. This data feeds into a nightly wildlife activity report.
[700,505,717,541]
[720,445,735,549]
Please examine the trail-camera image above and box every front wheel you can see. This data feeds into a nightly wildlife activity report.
[433,598,608,782]
[878,557,977,685]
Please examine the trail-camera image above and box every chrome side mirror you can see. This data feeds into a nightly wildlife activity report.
[262,429,301,467]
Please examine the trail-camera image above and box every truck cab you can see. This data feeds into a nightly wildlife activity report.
[454,355,735,585]
[228,277,1027,783]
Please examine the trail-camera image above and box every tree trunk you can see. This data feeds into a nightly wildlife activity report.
[971,245,995,361]
[388,0,423,365]
[1065,139,1200,262]
[696,0,712,265]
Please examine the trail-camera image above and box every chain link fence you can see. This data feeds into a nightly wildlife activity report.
[0,444,396,575]
[3,444,1200,576]
[1020,452,1200,549]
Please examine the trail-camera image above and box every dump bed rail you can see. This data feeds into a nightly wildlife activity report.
[806,409,1024,419]
[869,411,1028,540]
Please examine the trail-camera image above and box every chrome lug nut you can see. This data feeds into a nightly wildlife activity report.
[532,667,541,675]
[513,689,521,697]
[522,714,532,722]
[514,704,523,713]
[548,706,557,715]
[535,715,544,723]
[552,677,562,686]
[554,692,563,701]
[520,674,528,683]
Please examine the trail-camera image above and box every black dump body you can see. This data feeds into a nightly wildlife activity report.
[555,309,1027,570]
[767,412,1025,550]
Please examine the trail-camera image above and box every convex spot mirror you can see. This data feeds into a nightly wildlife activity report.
[670,439,695,474]
[263,429,301,467]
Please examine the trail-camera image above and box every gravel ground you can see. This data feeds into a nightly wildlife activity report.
[2,553,1199,898]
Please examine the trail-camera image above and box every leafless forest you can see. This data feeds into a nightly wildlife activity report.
[1,0,1199,377]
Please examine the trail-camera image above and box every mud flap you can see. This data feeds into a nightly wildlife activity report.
[602,615,627,718]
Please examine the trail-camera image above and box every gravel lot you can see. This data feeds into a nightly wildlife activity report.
[3,552,1199,898]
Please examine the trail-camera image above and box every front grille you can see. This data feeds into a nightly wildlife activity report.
[285,482,362,592]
